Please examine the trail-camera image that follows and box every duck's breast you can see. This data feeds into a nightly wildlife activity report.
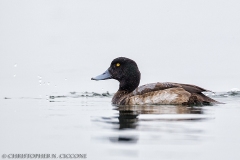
[128,88,191,105]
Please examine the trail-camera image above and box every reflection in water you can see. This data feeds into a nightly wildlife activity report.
[116,105,203,115]
[117,110,139,130]
[115,105,203,129]
[109,136,138,143]
[102,105,206,144]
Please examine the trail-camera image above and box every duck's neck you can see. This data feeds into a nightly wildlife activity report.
[118,74,140,93]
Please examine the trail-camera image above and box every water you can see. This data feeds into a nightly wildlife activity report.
[1,92,240,160]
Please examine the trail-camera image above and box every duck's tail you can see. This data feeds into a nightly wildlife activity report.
[185,93,224,105]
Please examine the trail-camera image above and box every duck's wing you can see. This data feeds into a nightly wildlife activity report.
[173,83,213,93]
[131,82,180,96]
[130,82,221,105]
[131,82,212,96]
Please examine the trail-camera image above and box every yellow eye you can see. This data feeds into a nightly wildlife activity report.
[116,63,120,67]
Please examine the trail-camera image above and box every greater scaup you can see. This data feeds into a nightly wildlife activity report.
[91,57,220,105]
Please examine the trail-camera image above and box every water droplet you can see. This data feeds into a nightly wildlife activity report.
[14,64,17,67]
[65,78,67,81]
[13,75,16,77]
[47,82,50,85]
[39,80,42,83]
[55,85,57,87]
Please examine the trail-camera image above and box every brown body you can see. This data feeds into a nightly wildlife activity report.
[112,82,220,105]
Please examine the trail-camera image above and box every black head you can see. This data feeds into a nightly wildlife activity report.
[91,57,141,92]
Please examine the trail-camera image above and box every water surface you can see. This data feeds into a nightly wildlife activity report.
[1,92,240,160]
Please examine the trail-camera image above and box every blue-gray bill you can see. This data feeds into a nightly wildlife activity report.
[91,69,112,81]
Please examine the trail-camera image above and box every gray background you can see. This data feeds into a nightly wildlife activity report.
[0,0,239,97]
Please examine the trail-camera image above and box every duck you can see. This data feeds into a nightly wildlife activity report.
[91,57,221,105]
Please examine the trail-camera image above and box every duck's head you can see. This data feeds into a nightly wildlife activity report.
[91,57,141,92]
